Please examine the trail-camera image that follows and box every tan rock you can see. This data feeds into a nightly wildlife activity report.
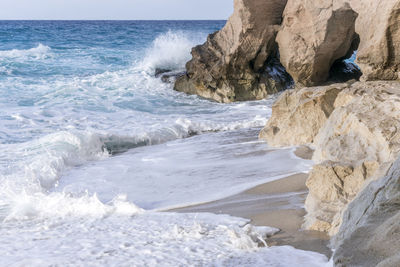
[313,82,400,166]
[174,0,292,103]
[306,81,400,235]
[304,161,377,235]
[260,81,400,235]
[333,156,400,267]
[259,83,346,147]
[277,0,358,86]
[350,0,400,81]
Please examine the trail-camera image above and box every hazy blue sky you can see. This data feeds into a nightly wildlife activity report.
[0,0,234,20]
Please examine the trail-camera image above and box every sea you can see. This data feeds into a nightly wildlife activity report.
[0,21,330,266]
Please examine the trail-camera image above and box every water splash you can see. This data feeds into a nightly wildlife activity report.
[140,31,206,73]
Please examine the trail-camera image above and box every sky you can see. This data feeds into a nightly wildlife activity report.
[0,0,234,20]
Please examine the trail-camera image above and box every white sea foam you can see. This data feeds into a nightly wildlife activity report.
[1,210,330,266]
[0,44,52,60]
[0,123,277,219]
[5,192,142,221]
[140,31,205,72]
[54,128,313,211]
[0,131,109,218]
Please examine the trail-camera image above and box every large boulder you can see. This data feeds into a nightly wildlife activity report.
[350,0,400,81]
[333,156,400,267]
[276,0,358,87]
[174,0,292,103]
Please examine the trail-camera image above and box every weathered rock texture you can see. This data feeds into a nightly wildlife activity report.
[174,0,291,103]
[261,81,400,235]
[259,83,347,146]
[350,0,400,81]
[333,157,400,267]
[306,82,400,235]
[276,0,400,84]
[277,0,358,86]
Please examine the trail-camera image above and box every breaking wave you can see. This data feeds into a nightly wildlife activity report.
[0,44,52,60]
[140,31,206,73]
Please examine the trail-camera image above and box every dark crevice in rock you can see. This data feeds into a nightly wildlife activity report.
[154,68,186,84]
[263,52,294,91]
[328,59,362,83]
[328,35,362,83]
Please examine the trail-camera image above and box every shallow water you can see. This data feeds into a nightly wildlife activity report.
[0,21,330,266]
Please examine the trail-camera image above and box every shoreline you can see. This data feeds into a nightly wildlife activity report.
[172,146,332,257]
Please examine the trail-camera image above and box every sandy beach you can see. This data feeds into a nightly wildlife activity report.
[173,147,332,257]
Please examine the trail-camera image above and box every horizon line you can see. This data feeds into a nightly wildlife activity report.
[0,19,228,21]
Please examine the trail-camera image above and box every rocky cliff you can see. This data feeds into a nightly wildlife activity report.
[261,81,400,237]
[175,0,400,102]
[174,0,292,103]
[261,81,400,266]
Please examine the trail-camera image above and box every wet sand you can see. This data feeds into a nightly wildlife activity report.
[173,171,332,258]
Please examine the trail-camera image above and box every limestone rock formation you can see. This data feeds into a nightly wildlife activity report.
[259,83,347,147]
[312,82,400,166]
[304,160,379,235]
[333,157,400,267]
[350,0,400,81]
[276,0,358,87]
[174,0,292,103]
[305,81,400,235]
[260,81,400,235]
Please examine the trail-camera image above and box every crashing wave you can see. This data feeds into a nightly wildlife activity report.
[139,31,206,74]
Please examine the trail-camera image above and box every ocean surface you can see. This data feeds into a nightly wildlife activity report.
[0,21,329,266]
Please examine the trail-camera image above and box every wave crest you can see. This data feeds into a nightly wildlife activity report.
[0,44,52,60]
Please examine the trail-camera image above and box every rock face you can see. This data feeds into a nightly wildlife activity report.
[333,157,400,267]
[276,0,358,87]
[175,0,400,102]
[261,81,400,235]
[351,0,400,81]
[174,0,291,103]
[305,82,400,235]
[259,83,346,146]
[276,0,400,84]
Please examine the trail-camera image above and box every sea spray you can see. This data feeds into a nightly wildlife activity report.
[140,30,206,73]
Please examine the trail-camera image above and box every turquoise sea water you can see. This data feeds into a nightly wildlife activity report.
[0,21,329,266]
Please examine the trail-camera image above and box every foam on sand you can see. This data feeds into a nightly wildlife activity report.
[1,208,330,266]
